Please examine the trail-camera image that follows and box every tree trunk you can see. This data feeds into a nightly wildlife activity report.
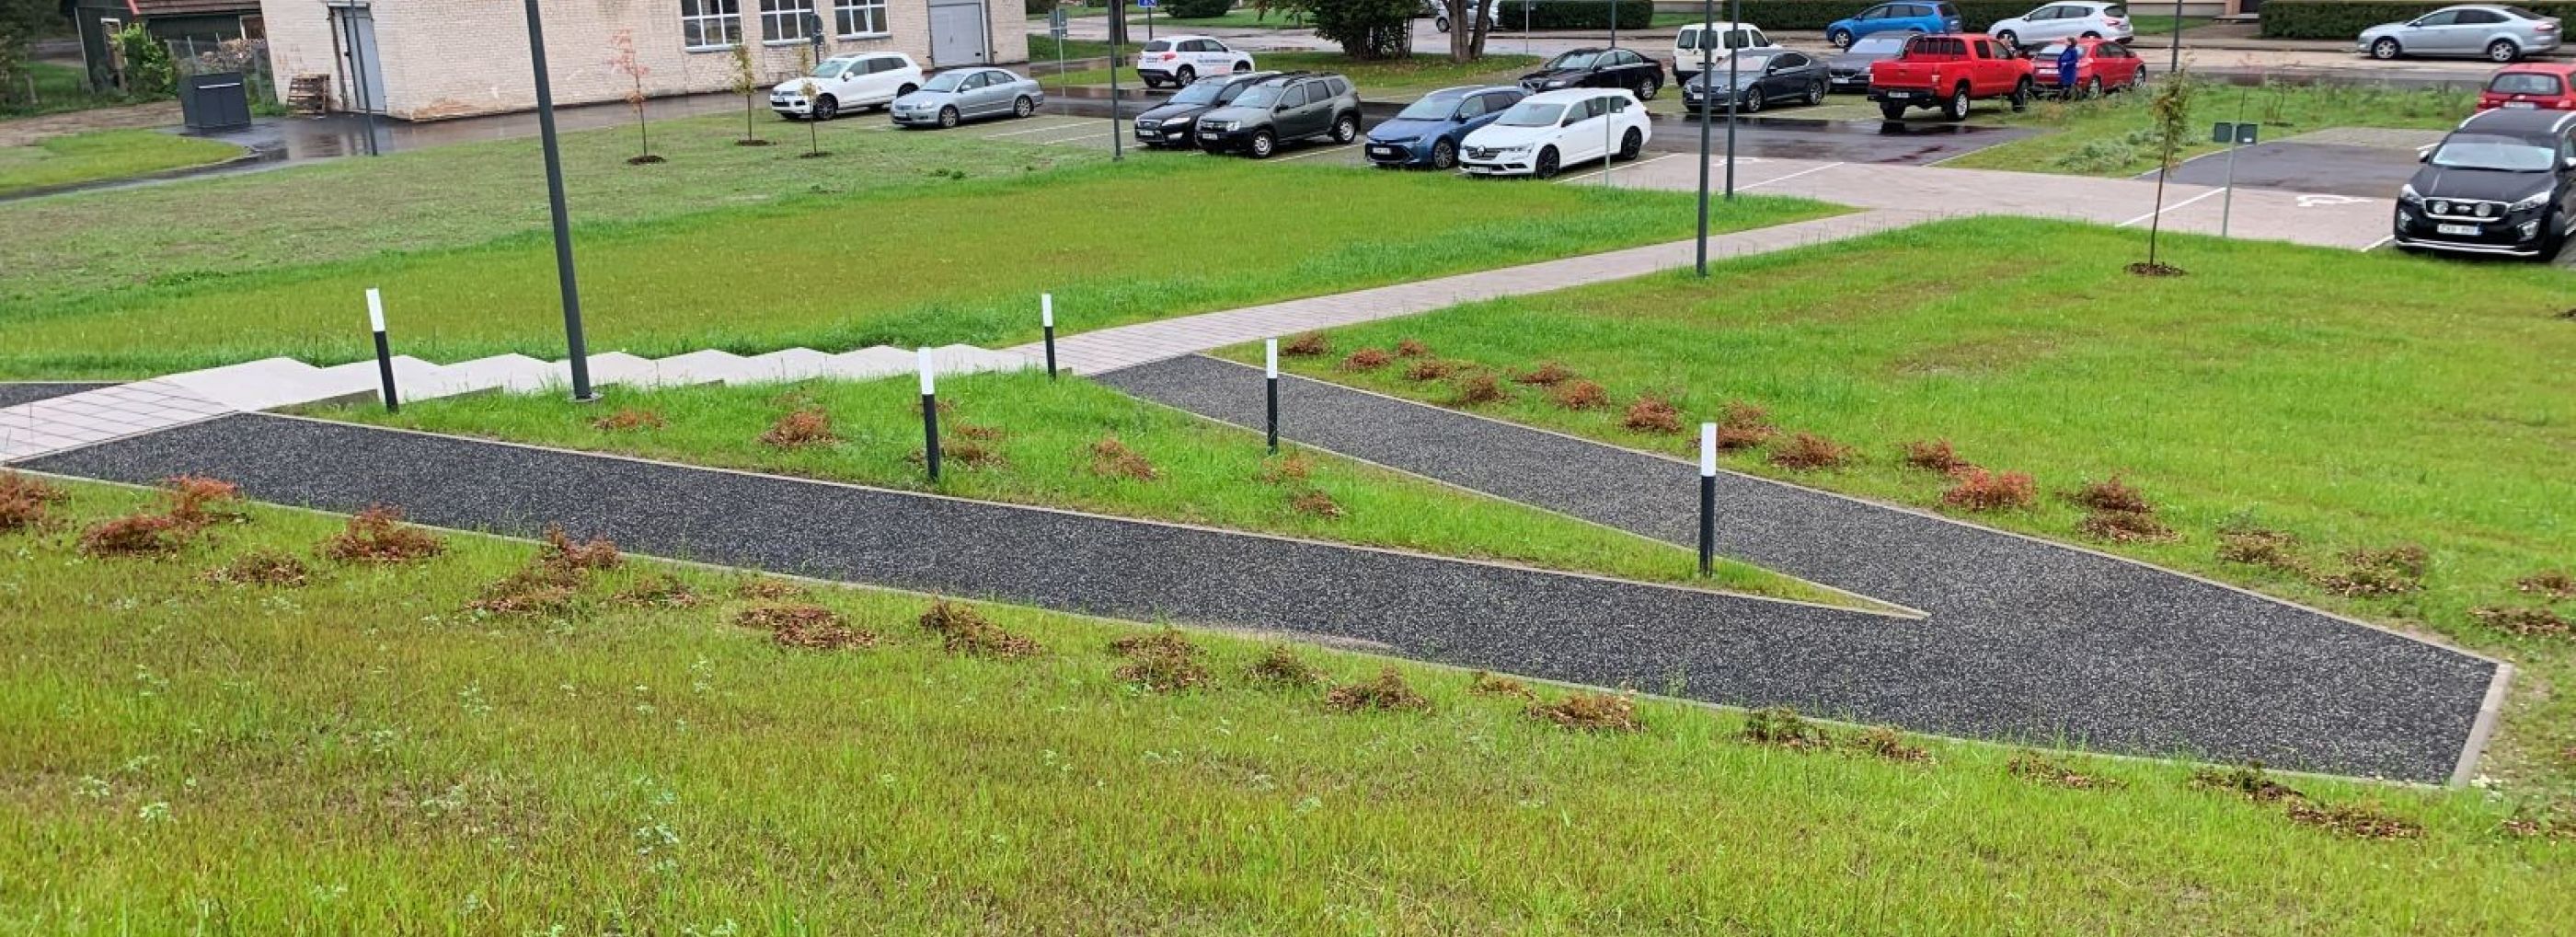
[1109,3,1128,46]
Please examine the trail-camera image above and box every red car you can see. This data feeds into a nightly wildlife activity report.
[2478,62,2576,111]
[2032,38,2148,97]
[1869,33,2035,121]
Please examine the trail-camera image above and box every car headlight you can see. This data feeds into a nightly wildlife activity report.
[1495,145,1532,156]
[1167,116,1193,126]
[1544,79,1569,88]
[2509,190,2550,212]
[2398,183,2421,203]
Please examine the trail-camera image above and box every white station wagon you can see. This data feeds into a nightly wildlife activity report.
[771,52,924,121]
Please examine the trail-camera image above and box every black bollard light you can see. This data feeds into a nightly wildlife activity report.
[1041,293,1058,380]
[918,348,941,481]
[1264,338,1280,455]
[1698,422,1718,577]
[366,287,398,414]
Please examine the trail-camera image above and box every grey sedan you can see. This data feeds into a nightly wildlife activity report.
[891,67,1044,128]
[2360,5,2562,63]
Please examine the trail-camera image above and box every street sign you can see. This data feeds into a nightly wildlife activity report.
[1048,6,1067,38]
[2212,121,2259,145]
[1138,0,1157,6]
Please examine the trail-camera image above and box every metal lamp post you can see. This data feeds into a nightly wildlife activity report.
[520,0,593,402]
[1695,0,1716,275]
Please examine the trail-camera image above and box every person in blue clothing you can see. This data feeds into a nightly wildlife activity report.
[2055,40,2084,97]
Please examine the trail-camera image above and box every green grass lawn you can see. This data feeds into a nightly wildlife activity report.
[0,62,161,120]
[1044,51,1540,99]
[1221,216,2576,801]
[305,370,1834,601]
[0,128,241,196]
[4,478,2569,931]
[0,153,1831,378]
[1946,79,2474,178]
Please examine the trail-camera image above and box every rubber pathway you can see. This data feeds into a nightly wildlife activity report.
[1098,355,2504,784]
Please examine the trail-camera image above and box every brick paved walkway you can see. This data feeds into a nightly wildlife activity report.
[0,380,233,463]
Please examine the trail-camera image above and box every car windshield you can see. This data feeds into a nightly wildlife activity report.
[2430,133,2558,171]
[922,73,967,92]
[2490,73,2566,96]
[1851,35,1907,55]
[1495,101,1566,126]
[1395,96,1464,120]
[1542,51,1599,70]
[813,60,855,77]
[1170,81,1231,105]
[1232,86,1285,109]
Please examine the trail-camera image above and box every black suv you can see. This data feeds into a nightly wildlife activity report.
[1518,47,1664,100]
[2395,109,2576,259]
[1133,71,1279,149]
[1194,72,1363,158]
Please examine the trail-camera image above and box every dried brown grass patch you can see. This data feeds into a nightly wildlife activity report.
[1941,468,2035,511]
[0,472,69,532]
[202,549,312,587]
[1287,487,1343,519]
[467,563,583,617]
[1450,373,1510,406]
[1087,435,1160,481]
[1257,454,1312,485]
[2284,801,2423,840]
[741,603,877,651]
[2515,570,2576,601]
[1845,726,1935,764]
[613,573,702,609]
[2077,509,2177,543]
[1248,645,1326,688]
[2006,751,2124,790]
[734,577,808,601]
[538,526,622,573]
[2315,545,2427,597]
[1467,670,1535,700]
[1340,348,1392,371]
[1402,358,1457,382]
[1768,433,1857,471]
[760,408,837,448]
[920,599,1041,658]
[1622,395,1683,434]
[319,506,446,564]
[1901,439,1975,475]
[591,408,668,432]
[79,514,190,558]
[2472,605,2570,638]
[2067,475,2153,515]
[1282,332,1331,357]
[1393,339,1430,357]
[1529,691,1641,733]
[1512,362,1579,387]
[2189,763,2305,804]
[1110,629,1211,693]
[1742,706,1833,751]
[161,475,244,529]
[1547,379,1608,411]
[1324,667,1431,713]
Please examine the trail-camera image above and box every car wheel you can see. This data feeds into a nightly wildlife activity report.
[2009,77,2031,112]
[1249,129,1276,158]
[1829,29,1854,49]
[1534,146,1560,179]
[1880,100,1909,121]
[1742,90,1764,114]
[2084,76,2102,98]
[2081,31,2100,40]
[1807,83,1825,106]
[1233,61,1251,74]
[1638,74,1661,100]
[1432,138,1457,170]
[2131,65,2148,91]
[1945,85,1971,121]
[1617,128,1643,160]
[1436,15,1450,32]
[2371,38,2401,60]
[1177,65,1197,85]
[1332,113,1360,144]
[938,106,960,129]
[814,95,839,121]
[2488,39,2521,63]
[1014,96,1036,119]
[1995,29,2018,48]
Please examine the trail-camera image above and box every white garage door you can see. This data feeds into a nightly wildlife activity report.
[928,0,989,66]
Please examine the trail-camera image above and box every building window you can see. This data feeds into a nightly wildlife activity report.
[834,0,888,37]
[681,0,741,49]
[761,0,815,43]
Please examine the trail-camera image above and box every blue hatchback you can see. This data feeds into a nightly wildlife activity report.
[1826,2,1964,50]
[1363,85,1527,169]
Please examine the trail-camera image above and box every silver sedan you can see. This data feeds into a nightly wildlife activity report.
[2360,5,2562,63]
[891,67,1045,128]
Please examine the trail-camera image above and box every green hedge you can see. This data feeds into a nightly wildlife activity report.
[2259,1,2576,39]
[1495,1,1657,29]
[1164,0,1235,16]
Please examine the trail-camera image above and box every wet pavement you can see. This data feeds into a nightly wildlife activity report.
[2145,141,2428,199]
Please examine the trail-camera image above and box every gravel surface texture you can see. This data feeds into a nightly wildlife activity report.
[1098,354,2501,783]
[0,382,116,409]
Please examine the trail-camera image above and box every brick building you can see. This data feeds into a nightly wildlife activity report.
[256,0,1027,121]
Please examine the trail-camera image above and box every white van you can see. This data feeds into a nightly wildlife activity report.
[1672,21,1778,81]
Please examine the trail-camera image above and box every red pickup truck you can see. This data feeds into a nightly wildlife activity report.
[1869,33,2034,121]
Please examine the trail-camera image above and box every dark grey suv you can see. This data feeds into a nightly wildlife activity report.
[1194,73,1363,158]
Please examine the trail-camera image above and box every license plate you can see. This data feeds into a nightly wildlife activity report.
[1883,91,1914,99]
[1368,145,1397,156]
[2504,100,2537,109]
[2437,223,2482,236]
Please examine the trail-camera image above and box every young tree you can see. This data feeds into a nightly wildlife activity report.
[2137,72,2196,273]
[1310,0,1413,60]
[605,29,660,163]
[730,41,768,146]
[795,45,824,157]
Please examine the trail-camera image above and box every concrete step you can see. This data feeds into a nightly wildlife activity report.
[730,348,832,385]
[930,343,1036,376]
[312,356,455,407]
[154,357,340,411]
[421,353,554,399]
[821,346,918,381]
[643,349,757,387]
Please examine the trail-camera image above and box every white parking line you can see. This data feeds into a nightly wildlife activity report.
[1555,153,1681,184]
[1034,130,1114,146]
[2361,235,2396,252]
[1738,160,1846,191]
[980,119,1097,138]
[2116,188,2227,227]
[1273,144,1358,163]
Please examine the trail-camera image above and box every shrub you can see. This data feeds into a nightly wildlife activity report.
[319,506,445,563]
[761,408,836,448]
[1088,435,1160,481]
[592,408,667,432]
[80,514,189,558]
[1901,439,1974,475]
[921,599,1041,658]
[1324,667,1432,712]
[1393,339,1429,358]
[1165,0,1236,17]
[203,549,312,587]
[1513,362,1578,387]
[1110,629,1211,692]
[1495,0,1654,30]
[1310,0,1416,59]
[1530,691,1641,733]
[1402,358,1455,382]
[1450,373,1509,406]
[1769,433,1856,471]
[1282,332,1331,356]
[1548,379,1608,411]
[1742,707,1833,750]
[0,472,68,532]
[1468,670,1535,700]
[1340,348,1392,371]
[1941,468,2035,512]
[1622,396,1683,434]
[742,603,876,650]
[1248,645,1326,688]
[2006,751,2123,790]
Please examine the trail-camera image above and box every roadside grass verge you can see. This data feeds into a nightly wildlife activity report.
[0,156,1832,378]
[1945,78,2473,178]
[0,129,242,196]
[1220,215,2576,797]
[0,111,1103,306]
[3,478,2568,932]
[305,370,1835,601]
[1043,51,1541,98]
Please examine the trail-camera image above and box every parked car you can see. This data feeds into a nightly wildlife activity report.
[1828,33,1910,92]
[2392,108,2576,257]
[1672,21,1777,82]
[1425,0,1503,32]
[770,52,922,121]
[890,68,1044,128]
[1363,85,1527,169]
[1135,35,1256,88]
[1133,71,1280,148]
[1519,47,1665,100]
[1195,72,1363,158]
[1459,88,1650,179]
[2360,5,2561,63]
[1684,50,1830,114]
[1869,33,2033,121]
[1827,2,1965,50]
[2030,37,2147,97]
[2480,62,2576,110]
[1986,3,2134,49]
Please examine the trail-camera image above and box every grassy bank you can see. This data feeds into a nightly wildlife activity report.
[306,371,1832,600]
[1,479,2567,931]
[0,155,1830,378]
[1221,216,2576,798]
[0,128,240,196]
[1946,79,2473,178]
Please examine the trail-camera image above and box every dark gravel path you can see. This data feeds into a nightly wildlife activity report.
[1098,355,2503,783]
[0,382,115,409]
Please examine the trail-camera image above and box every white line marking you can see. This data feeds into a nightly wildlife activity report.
[982,119,1097,138]
[1036,130,1113,145]
[1555,152,1680,184]
[1273,144,1358,162]
[1738,160,1846,191]
[2116,187,2226,227]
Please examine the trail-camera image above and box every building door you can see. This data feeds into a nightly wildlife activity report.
[927,0,990,67]
[328,4,387,114]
